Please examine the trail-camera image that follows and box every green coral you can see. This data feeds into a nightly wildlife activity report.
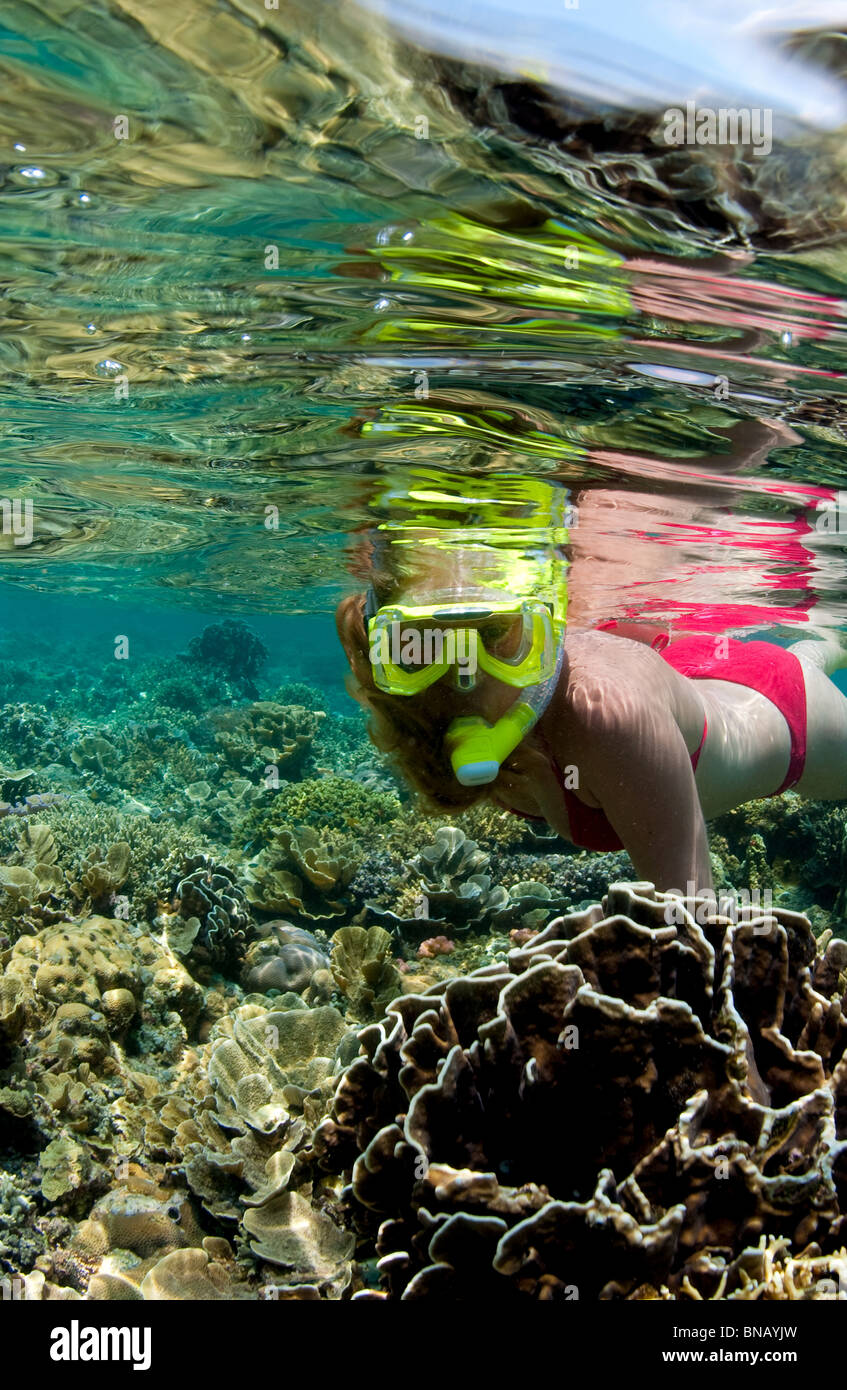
[239,776,402,850]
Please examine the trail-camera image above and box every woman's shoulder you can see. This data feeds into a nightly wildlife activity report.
[564,627,671,682]
[559,630,684,732]
[559,628,705,749]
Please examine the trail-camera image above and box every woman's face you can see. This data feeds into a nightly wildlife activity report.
[389,614,526,725]
[388,546,536,724]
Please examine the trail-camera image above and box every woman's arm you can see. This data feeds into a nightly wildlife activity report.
[566,683,714,896]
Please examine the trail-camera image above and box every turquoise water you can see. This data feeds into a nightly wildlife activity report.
[2,0,847,1308]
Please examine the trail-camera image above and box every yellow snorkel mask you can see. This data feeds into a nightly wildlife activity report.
[367,595,560,696]
[364,470,570,786]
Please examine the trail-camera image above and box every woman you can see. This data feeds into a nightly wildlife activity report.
[336,537,847,897]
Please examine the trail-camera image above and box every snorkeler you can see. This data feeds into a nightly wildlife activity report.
[336,477,847,897]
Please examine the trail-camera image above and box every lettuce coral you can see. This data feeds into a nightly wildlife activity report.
[158,855,252,977]
[315,881,847,1301]
[211,702,324,782]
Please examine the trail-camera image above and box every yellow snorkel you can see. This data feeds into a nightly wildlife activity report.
[444,585,567,786]
[446,708,539,785]
[445,642,564,785]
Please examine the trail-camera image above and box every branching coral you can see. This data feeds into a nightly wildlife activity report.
[0,800,206,927]
[238,776,402,848]
[0,822,133,939]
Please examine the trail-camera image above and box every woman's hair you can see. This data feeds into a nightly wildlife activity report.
[335,592,488,813]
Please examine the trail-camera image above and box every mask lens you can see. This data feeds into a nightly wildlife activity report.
[394,622,450,673]
[477,612,524,659]
[370,596,562,694]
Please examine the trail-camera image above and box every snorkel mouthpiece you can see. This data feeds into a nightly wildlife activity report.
[445,603,567,786]
[446,703,538,786]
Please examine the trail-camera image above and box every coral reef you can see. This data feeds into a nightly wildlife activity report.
[2,915,205,1058]
[0,909,209,1277]
[4,625,847,1304]
[245,825,358,924]
[241,922,330,996]
[0,793,66,818]
[157,855,253,977]
[366,826,596,944]
[212,703,325,781]
[330,926,402,1019]
[159,1001,357,1296]
[713,795,847,926]
[314,882,847,1300]
[239,776,402,847]
[417,936,455,959]
[187,619,268,686]
[70,735,120,776]
[0,704,64,767]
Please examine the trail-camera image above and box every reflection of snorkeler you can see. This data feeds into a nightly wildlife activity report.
[336,484,847,896]
[351,208,847,629]
[354,209,845,364]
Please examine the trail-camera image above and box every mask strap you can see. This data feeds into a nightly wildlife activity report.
[364,526,389,622]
